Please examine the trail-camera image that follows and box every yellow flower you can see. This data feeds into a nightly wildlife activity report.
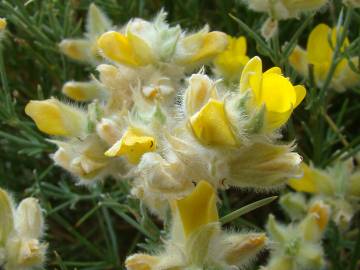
[62,81,104,102]
[25,98,87,137]
[0,190,47,270]
[287,163,332,194]
[104,128,156,164]
[288,163,318,193]
[0,18,7,31]
[176,30,228,66]
[287,161,359,228]
[175,180,218,237]
[189,99,237,146]
[97,31,154,67]
[240,56,306,131]
[213,36,249,81]
[289,23,359,92]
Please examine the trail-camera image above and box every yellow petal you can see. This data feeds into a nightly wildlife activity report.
[294,85,306,108]
[289,46,308,77]
[97,31,140,66]
[260,73,296,113]
[190,99,237,146]
[59,39,91,62]
[213,36,249,80]
[239,56,262,94]
[309,201,330,231]
[127,31,155,65]
[176,181,218,237]
[288,163,317,193]
[233,36,247,56]
[313,62,330,84]
[185,74,217,116]
[104,128,156,164]
[0,18,7,31]
[307,24,332,65]
[265,109,293,131]
[264,67,282,75]
[188,31,228,64]
[25,99,86,136]
[62,81,102,102]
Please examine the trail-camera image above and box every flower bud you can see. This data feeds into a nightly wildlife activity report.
[308,201,330,231]
[228,142,302,188]
[52,138,110,181]
[261,18,278,40]
[126,253,159,270]
[176,30,228,66]
[223,233,267,266]
[86,3,112,37]
[62,81,105,102]
[184,74,217,117]
[25,98,87,137]
[15,198,44,239]
[59,39,91,62]
[97,31,152,67]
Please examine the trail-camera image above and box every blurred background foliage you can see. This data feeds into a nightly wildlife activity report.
[0,0,359,269]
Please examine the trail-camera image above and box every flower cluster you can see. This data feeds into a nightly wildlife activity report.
[17,2,360,270]
[0,189,47,270]
[288,159,360,229]
[25,7,304,206]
